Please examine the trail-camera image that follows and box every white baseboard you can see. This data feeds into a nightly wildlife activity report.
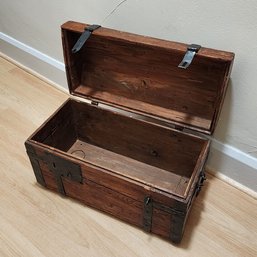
[0,52,68,95]
[0,32,65,71]
[211,139,257,170]
[1,31,257,197]
[0,32,68,89]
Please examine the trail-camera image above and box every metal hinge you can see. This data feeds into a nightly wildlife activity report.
[178,44,201,69]
[72,24,101,53]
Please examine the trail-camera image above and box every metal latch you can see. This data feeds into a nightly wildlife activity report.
[178,44,201,69]
[195,171,206,197]
[26,148,46,188]
[72,24,101,53]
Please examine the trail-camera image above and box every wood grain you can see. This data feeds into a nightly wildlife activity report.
[71,100,205,176]
[62,21,234,134]
[0,56,256,257]
[67,139,190,195]
[25,92,207,243]
[27,92,208,202]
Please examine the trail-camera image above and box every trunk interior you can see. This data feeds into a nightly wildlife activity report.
[31,99,208,198]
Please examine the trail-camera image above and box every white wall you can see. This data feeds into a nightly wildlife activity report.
[1,0,257,191]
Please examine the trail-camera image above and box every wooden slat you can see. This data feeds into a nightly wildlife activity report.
[72,100,205,178]
[67,139,188,196]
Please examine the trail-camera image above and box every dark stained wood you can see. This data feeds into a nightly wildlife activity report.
[31,99,76,151]
[40,163,58,192]
[151,208,172,238]
[25,21,234,244]
[72,101,204,178]
[29,99,207,198]
[61,21,234,61]
[68,139,189,197]
[25,96,209,243]
[61,21,234,134]
[26,139,191,206]
[40,166,172,238]
[65,177,143,227]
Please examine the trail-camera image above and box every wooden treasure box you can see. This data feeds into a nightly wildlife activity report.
[25,21,234,243]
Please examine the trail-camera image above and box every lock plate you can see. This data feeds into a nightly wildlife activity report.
[45,152,83,195]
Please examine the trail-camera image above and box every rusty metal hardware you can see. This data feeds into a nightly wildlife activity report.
[178,44,201,69]
[72,24,101,53]
[143,196,186,233]
[143,196,153,232]
[195,171,206,197]
[45,152,82,195]
[26,144,82,196]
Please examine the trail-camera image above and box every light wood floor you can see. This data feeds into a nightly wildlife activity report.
[0,56,256,257]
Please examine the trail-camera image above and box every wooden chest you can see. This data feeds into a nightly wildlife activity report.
[25,21,234,243]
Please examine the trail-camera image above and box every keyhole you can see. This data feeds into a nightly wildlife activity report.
[52,162,56,168]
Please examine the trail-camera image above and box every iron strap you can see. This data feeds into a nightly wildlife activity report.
[143,196,153,232]
[26,149,82,195]
[178,44,201,69]
[72,24,101,53]
[44,152,82,195]
[25,143,46,187]
[143,196,186,233]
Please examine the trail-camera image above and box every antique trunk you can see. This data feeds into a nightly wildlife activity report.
[25,21,234,243]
